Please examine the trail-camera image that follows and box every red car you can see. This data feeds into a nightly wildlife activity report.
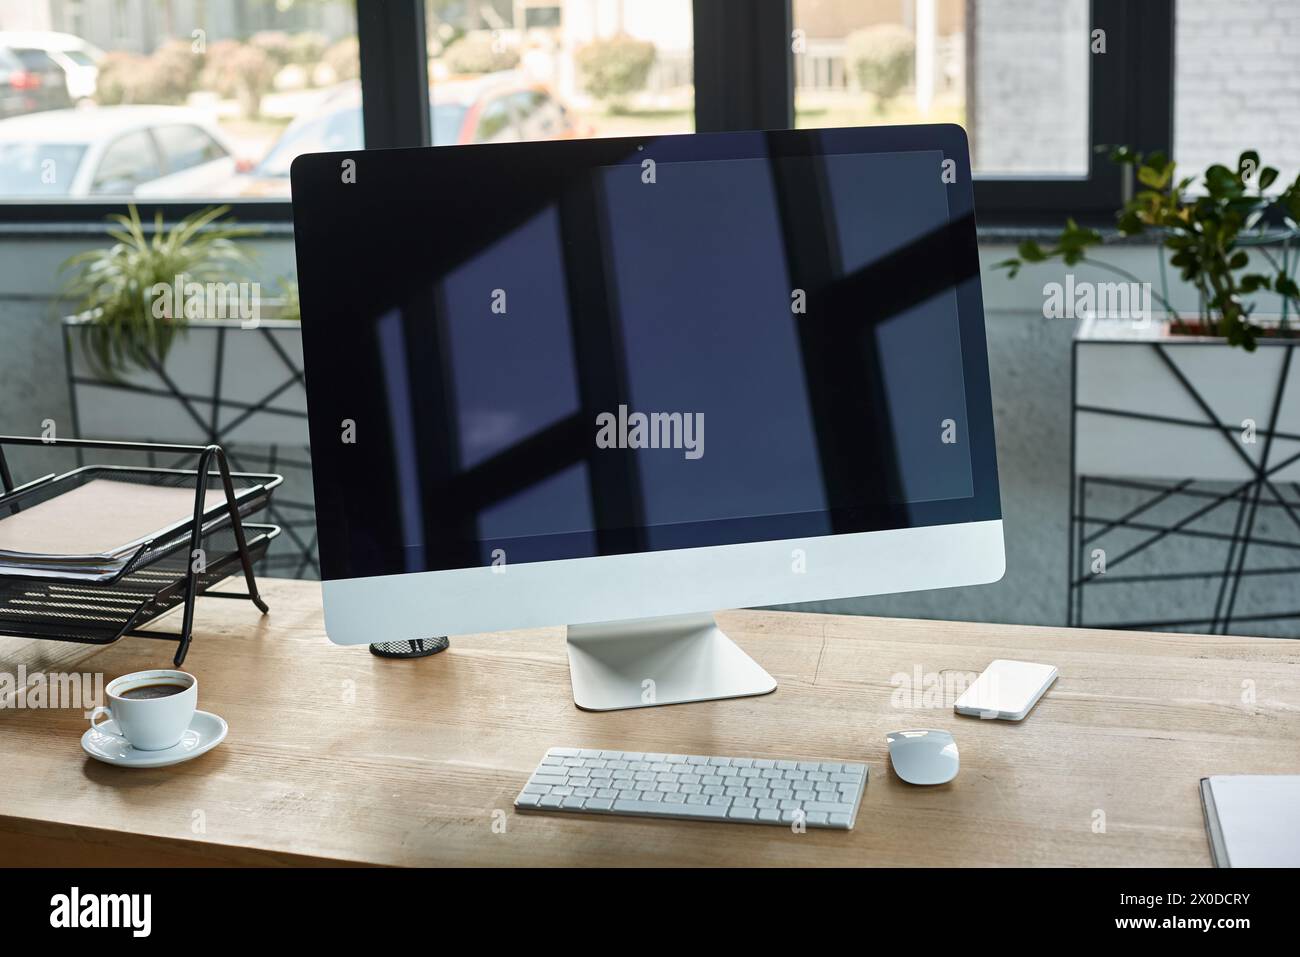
[234,72,586,198]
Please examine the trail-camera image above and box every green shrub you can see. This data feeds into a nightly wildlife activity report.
[250,30,294,67]
[199,40,278,118]
[576,34,656,110]
[153,38,205,98]
[288,32,328,66]
[322,35,360,83]
[845,24,914,114]
[442,32,519,75]
[95,50,188,105]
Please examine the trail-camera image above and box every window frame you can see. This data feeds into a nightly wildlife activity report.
[0,0,1176,228]
[971,0,1175,226]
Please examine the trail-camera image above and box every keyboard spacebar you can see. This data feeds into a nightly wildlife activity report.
[612,800,729,819]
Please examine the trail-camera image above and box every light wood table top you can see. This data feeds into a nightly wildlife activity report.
[1,578,1297,867]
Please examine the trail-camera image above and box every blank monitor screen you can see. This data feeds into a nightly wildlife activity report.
[290,125,1000,579]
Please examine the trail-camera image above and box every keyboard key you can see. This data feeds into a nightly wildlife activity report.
[799,801,855,815]
[728,807,759,821]
[613,799,728,820]
[516,793,541,807]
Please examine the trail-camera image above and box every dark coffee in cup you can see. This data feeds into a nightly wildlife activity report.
[119,682,188,700]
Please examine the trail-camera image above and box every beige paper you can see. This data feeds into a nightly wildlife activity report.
[0,479,219,557]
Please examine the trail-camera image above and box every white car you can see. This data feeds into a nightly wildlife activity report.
[0,31,103,102]
[0,106,244,198]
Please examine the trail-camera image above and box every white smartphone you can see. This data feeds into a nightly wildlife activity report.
[954,659,1058,721]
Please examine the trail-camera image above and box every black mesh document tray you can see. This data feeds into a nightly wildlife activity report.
[0,437,282,665]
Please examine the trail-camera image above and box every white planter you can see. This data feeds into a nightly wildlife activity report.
[63,316,309,447]
[1073,316,1300,482]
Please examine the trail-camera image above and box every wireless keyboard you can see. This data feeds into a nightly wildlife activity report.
[514,747,868,829]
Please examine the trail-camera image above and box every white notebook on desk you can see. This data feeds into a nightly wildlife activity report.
[1200,775,1300,867]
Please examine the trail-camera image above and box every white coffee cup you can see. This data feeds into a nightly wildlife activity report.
[89,670,198,751]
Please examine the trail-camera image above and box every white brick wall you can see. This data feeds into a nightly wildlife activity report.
[1175,0,1300,184]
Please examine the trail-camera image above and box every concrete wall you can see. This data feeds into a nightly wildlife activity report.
[1,228,1296,637]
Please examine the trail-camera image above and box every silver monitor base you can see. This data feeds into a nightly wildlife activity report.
[566,612,777,711]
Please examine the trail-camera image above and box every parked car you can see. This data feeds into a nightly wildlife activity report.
[232,73,585,197]
[0,43,71,119]
[0,106,245,198]
[0,31,104,103]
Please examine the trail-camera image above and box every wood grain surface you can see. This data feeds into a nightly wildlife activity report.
[1,578,1296,866]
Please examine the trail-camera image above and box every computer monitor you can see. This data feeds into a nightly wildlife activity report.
[289,123,1004,711]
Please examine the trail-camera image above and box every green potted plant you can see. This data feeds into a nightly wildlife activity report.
[998,150,1300,484]
[60,205,308,446]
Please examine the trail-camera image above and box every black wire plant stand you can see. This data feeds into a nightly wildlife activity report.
[1068,338,1300,635]
[0,436,282,665]
[62,318,318,579]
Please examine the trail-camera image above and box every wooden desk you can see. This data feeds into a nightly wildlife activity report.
[1,578,1297,867]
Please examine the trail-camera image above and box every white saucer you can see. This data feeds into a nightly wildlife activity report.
[81,710,228,768]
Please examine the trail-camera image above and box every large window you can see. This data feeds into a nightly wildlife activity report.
[0,0,359,202]
[425,0,694,144]
[793,0,1089,176]
[1,0,1251,226]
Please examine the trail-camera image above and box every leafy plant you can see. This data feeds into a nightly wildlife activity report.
[199,40,278,118]
[274,277,301,323]
[95,50,187,105]
[61,205,262,378]
[322,36,360,83]
[998,149,1300,351]
[575,34,656,111]
[443,32,521,75]
[845,25,915,115]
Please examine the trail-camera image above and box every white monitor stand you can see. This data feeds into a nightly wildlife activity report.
[565,612,777,711]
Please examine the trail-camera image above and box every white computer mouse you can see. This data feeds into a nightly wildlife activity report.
[886,729,959,785]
